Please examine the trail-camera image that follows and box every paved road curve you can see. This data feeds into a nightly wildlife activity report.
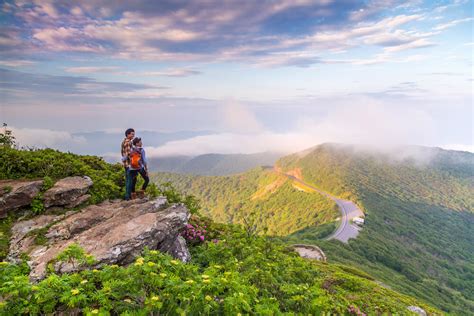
[284,174,364,243]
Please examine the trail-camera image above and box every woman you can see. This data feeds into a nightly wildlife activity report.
[129,137,149,199]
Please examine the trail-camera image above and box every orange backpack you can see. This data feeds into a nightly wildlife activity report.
[129,147,142,169]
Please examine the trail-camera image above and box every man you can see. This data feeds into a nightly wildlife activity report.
[121,128,135,200]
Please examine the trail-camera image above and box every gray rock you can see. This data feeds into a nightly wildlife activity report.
[43,176,93,208]
[0,180,44,218]
[8,214,66,260]
[8,196,190,280]
[407,306,427,316]
[66,194,91,208]
[167,236,191,263]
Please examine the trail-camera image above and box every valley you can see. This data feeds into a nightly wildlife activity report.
[153,143,474,314]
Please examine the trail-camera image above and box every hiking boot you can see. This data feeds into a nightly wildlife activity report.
[137,190,145,199]
[131,192,137,200]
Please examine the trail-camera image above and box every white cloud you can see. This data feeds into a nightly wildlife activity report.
[64,66,120,73]
[433,17,473,31]
[145,97,438,158]
[145,132,310,157]
[0,60,36,67]
[440,144,474,153]
[218,101,264,133]
[10,126,87,149]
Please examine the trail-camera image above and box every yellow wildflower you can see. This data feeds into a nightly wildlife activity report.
[170,260,179,265]
[203,279,211,284]
[92,269,100,273]
[124,298,132,303]
[151,296,159,301]
[205,295,212,301]
[81,280,88,284]
[185,280,194,284]
[147,262,155,267]
[91,309,99,314]
[71,289,80,295]
[160,273,167,278]
[201,274,210,279]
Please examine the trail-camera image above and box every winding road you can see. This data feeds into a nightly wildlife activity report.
[283,174,364,243]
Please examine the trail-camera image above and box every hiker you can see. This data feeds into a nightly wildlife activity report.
[121,128,135,200]
[129,137,149,199]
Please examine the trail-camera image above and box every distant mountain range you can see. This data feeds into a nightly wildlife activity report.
[70,130,214,158]
[152,143,474,314]
[148,152,282,175]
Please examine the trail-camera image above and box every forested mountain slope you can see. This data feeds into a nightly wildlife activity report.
[154,143,474,314]
[278,143,474,314]
[152,167,339,237]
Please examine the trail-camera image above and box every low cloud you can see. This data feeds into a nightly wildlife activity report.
[145,132,309,157]
[440,144,474,153]
[10,126,87,149]
[144,97,451,162]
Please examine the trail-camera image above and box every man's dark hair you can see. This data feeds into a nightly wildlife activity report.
[132,137,142,146]
[125,128,135,136]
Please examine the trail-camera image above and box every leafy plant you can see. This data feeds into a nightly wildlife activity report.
[48,243,96,274]
[0,227,441,315]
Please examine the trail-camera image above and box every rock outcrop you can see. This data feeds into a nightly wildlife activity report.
[9,196,191,280]
[0,179,44,218]
[43,176,93,208]
[407,306,427,316]
[292,244,326,261]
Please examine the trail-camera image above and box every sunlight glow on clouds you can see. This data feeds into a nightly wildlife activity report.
[0,0,472,155]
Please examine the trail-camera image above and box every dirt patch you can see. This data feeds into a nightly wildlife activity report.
[286,168,303,180]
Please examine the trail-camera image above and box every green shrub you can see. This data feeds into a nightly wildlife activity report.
[0,147,123,203]
[0,227,440,315]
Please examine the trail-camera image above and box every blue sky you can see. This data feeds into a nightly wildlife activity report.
[0,0,472,156]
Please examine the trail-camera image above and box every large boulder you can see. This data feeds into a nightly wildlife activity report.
[8,197,191,280]
[0,179,44,218]
[43,176,93,208]
[9,213,69,259]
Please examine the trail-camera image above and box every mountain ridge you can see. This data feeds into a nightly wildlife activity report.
[153,143,474,314]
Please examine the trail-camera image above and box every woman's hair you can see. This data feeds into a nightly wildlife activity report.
[132,137,142,146]
[125,128,135,136]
